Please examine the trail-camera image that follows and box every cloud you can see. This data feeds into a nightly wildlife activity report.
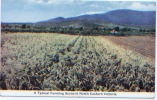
[79,11,105,15]
[127,2,156,11]
[28,0,82,5]
[88,4,101,8]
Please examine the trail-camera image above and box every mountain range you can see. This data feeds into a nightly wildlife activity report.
[37,9,156,28]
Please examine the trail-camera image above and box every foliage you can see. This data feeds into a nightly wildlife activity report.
[0,33,155,92]
[1,24,155,36]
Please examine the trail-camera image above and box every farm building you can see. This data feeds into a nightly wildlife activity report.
[110,29,119,34]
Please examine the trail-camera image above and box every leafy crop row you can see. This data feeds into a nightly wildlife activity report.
[0,33,155,92]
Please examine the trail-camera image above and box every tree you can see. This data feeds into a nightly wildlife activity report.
[114,27,120,31]
[79,27,84,31]
[22,24,26,29]
[121,28,127,32]
[27,25,31,28]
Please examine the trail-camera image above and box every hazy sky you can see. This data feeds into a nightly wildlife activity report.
[1,0,156,22]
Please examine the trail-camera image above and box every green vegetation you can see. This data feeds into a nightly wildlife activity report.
[0,33,155,91]
[1,24,155,36]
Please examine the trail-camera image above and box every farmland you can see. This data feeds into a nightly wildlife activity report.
[0,33,155,92]
[104,36,155,66]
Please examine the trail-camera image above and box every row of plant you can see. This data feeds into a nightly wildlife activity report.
[0,34,155,92]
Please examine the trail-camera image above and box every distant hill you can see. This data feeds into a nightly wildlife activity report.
[37,9,156,28]
[102,9,155,26]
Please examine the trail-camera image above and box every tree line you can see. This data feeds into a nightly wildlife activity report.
[1,24,155,36]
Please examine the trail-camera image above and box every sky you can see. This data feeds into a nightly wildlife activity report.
[1,0,156,22]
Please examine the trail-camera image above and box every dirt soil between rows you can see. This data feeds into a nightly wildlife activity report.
[104,36,155,65]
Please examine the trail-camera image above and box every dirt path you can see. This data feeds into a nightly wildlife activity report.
[104,36,155,64]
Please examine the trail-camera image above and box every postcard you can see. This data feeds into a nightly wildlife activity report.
[0,0,156,99]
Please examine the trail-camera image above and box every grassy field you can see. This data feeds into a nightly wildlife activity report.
[0,33,155,92]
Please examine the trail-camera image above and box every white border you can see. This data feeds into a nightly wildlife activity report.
[0,91,155,98]
[0,0,156,100]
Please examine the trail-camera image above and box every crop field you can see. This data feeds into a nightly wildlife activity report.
[0,33,155,92]
[104,36,155,66]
